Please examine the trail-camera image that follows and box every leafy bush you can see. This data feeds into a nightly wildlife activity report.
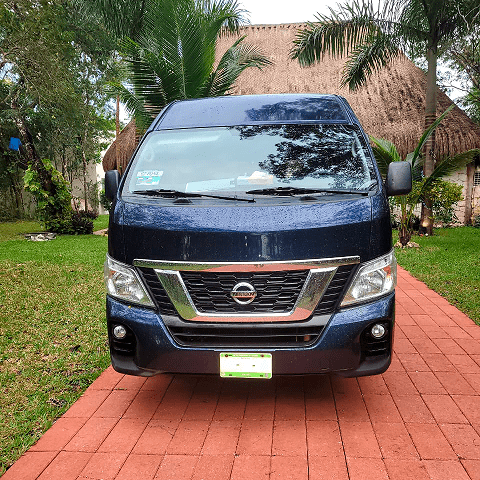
[24,160,96,234]
[393,179,463,229]
[69,211,95,234]
[24,159,73,233]
[429,180,464,225]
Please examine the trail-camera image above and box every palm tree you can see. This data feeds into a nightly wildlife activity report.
[79,0,271,130]
[291,0,480,235]
[370,105,480,245]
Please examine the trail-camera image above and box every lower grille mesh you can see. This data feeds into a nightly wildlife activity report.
[167,324,324,348]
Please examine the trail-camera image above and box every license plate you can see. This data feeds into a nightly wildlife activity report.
[220,353,272,379]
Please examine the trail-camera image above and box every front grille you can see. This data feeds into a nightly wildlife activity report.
[137,267,177,315]
[167,323,324,348]
[138,262,356,318]
[181,270,309,313]
[314,264,356,314]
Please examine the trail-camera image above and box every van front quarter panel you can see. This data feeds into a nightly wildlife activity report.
[104,94,399,378]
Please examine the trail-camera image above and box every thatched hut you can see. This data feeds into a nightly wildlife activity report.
[103,23,480,223]
[102,119,138,175]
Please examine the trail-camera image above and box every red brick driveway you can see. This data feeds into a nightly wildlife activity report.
[5,267,480,480]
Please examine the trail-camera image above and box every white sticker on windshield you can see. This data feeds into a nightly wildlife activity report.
[136,170,163,186]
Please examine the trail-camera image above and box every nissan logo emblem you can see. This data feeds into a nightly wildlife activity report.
[230,282,257,305]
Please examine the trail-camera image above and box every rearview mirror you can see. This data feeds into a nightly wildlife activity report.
[385,162,412,196]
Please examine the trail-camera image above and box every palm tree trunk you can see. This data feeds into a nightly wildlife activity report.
[115,95,120,171]
[421,47,438,236]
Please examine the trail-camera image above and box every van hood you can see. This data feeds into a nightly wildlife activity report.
[110,196,390,265]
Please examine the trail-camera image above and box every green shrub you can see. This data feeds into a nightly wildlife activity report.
[70,211,95,234]
[24,160,96,234]
[429,180,464,225]
[394,178,463,228]
[24,159,72,233]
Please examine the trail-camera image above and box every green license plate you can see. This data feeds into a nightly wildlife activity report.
[220,353,272,379]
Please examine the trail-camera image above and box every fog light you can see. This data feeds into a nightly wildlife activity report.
[113,325,127,339]
[371,324,386,339]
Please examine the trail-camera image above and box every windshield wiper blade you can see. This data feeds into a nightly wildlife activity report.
[245,186,369,196]
[132,189,255,203]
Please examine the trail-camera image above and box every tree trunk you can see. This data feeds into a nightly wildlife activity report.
[9,177,23,218]
[10,98,53,194]
[399,223,412,247]
[81,133,88,211]
[116,95,120,171]
[464,162,475,225]
[420,47,438,236]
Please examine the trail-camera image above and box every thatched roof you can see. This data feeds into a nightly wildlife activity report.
[103,23,480,172]
[102,120,137,173]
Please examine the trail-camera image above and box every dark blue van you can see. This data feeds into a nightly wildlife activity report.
[104,94,411,378]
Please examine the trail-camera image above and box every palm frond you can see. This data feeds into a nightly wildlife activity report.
[342,32,400,89]
[370,135,401,177]
[201,0,248,37]
[409,154,424,182]
[74,0,153,40]
[204,37,272,97]
[410,104,454,165]
[291,19,376,66]
[422,149,480,192]
[290,0,411,66]
[106,81,152,130]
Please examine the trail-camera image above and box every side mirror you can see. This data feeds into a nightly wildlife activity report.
[105,170,120,201]
[385,162,412,196]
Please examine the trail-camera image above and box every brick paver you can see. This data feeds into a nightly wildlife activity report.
[4,266,480,479]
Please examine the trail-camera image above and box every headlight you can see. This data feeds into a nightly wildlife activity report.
[104,255,154,307]
[340,250,397,307]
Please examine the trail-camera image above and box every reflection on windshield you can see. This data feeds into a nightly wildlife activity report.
[126,125,376,195]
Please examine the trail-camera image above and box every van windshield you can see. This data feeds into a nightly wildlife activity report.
[125,125,377,196]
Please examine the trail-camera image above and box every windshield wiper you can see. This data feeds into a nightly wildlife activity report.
[245,186,369,196]
[131,189,255,203]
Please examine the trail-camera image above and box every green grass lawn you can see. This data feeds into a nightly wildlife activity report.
[0,220,110,474]
[395,227,480,325]
[0,220,44,242]
[0,215,109,242]
[93,214,110,231]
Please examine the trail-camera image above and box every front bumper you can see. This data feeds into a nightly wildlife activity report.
[106,292,395,378]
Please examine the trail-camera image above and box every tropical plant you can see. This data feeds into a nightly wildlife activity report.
[290,0,480,235]
[428,179,464,225]
[23,159,73,233]
[79,0,272,130]
[370,106,480,246]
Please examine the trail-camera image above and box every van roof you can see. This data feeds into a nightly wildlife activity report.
[150,94,360,131]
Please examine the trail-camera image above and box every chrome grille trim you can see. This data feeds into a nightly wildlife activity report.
[134,256,359,323]
[134,256,360,272]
